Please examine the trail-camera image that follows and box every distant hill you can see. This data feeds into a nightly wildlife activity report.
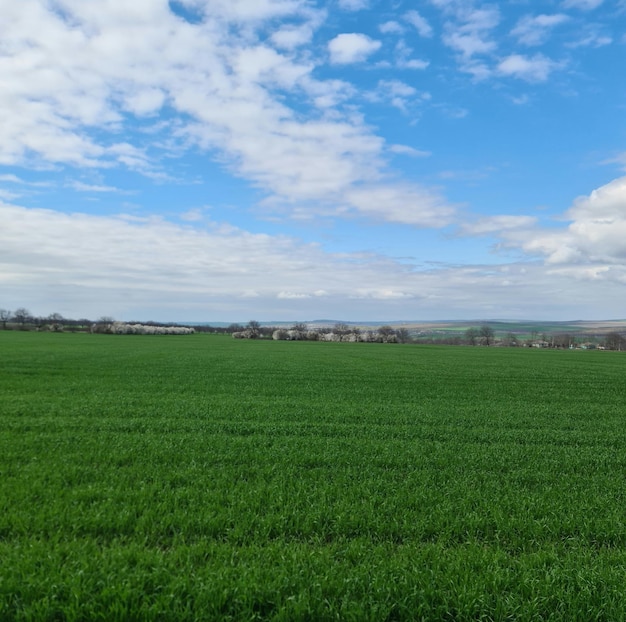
[191,319,626,335]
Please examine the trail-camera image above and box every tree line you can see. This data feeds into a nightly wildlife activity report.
[0,309,195,334]
[1,309,624,350]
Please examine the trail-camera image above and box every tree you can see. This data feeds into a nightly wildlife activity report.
[47,312,65,332]
[465,327,479,346]
[479,325,495,346]
[502,332,519,347]
[605,332,625,351]
[0,308,10,330]
[247,320,261,338]
[553,333,574,349]
[12,308,31,330]
[291,323,307,339]
[333,322,350,336]
[378,325,396,338]
[396,327,411,344]
[93,316,114,334]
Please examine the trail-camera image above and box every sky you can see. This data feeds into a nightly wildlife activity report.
[1,0,626,323]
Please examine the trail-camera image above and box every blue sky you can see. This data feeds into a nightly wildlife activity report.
[1,0,626,322]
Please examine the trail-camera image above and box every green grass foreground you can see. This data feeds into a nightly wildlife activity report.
[2,332,626,621]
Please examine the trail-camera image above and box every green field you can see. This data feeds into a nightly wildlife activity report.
[2,332,626,620]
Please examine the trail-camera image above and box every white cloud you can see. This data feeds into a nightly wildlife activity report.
[301,77,356,108]
[460,215,537,235]
[389,145,431,157]
[511,94,530,105]
[180,208,207,222]
[0,2,457,228]
[506,177,626,271]
[603,152,626,171]
[0,201,456,319]
[69,181,120,192]
[337,0,369,10]
[343,183,456,227]
[386,80,415,109]
[459,61,492,81]
[200,0,312,22]
[328,33,382,64]
[378,80,417,99]
[124,88,166,116]
[368,79,429,112]
[497,54,561,82]
[0,189,20,201]
[401,59,430,70]
[5,199,626,320]
[444,30,495,58]
[442,6,500,59]
[379,21,404,35]
[0,174,24,183]
[277,291,312,299]
[511,14,570,46]
[561,0,604,9]
[404,10,433,38]
[393,40,430,70]
[271,24,314,48]
[566,26,612,48]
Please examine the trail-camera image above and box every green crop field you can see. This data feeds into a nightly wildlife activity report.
[2,331,626,621]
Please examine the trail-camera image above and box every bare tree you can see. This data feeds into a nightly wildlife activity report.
[396,328,411,343]
[0,308,10,330]
[47,312,65,332]
[605,332,625,351]
[502,332,519,347]
[553,333,574,349]
[465,327,479,346]
[12,308,32,330]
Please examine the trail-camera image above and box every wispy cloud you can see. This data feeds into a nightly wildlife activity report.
[393,40,430,70]
[69,181,120,193]
[369,79,421,111]
[338,0,369,10]
[379,21,404,35]
[565,24,612,47]
[496,54,562,82]
[0,174,24,183]
[511,14,570,46]
[603,152,626,171]
[404,10,434,38]
[441,6,500,59]
[388,145,432,157]
[460,215,538,236]
[561,0,604,10]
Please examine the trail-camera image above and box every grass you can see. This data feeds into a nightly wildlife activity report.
[1,331,626,620]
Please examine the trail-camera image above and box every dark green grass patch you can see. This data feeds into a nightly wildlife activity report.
[1,332,626,620]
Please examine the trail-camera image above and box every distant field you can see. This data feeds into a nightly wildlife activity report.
[2,332,626,620]
[391,319,626,342]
